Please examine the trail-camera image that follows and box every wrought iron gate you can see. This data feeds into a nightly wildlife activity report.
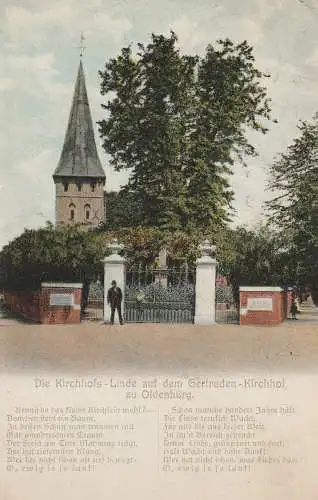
[125,265,195,323]
[82,281,104,321]
[215,282,239,324]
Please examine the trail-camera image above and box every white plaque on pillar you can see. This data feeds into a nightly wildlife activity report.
[247,297,273,311]
[49,293,74,307]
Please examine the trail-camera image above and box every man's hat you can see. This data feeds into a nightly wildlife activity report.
[111,280,117,285]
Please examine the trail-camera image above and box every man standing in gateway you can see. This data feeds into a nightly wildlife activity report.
[107,280,124,325]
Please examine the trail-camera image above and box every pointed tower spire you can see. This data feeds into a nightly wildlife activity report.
[53,60,105,180]
[53,56,106,229]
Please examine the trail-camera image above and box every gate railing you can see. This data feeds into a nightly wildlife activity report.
[125,265,195,324]
[215,282,239,324]
[82,281,104,321]
[125,263,195,286]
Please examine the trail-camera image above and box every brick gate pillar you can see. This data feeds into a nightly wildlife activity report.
[239,286,285,325]
[103,239,126,324]
[194,240,217,324]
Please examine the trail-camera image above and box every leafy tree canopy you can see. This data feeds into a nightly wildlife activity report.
[0,223,106,292]
[104,190,144,230]
[99,32,274,233]
[267,115,318,287]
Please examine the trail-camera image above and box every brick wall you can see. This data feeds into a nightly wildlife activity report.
[240,287,286,326]
[40,283,82,324]
[4,291,41,322]
[4,283,83,324]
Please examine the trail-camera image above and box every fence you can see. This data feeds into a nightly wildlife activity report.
[215,282,239,324]
[125,264,195,324]
[83,281,104,321]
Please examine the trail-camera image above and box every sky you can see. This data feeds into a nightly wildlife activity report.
[1,0,318,249]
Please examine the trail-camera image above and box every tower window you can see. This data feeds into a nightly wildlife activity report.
[77,183,82,192]
[69,203,75,221]
[63,183,69,192]
[84,204,91,221]
[90,183,96,192]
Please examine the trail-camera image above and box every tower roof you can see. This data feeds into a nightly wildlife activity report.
[53,60,105,180]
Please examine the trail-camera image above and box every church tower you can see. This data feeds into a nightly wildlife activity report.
[53,58,106,229]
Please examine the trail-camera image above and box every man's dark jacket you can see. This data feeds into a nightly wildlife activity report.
[107,287,122,307]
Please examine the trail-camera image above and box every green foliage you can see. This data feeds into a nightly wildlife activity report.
[99,32,274,233]
[0,224,202,292]
[0,222,291,302]
[267,115,318,285]
[102,227,201,266]
[217,225,291,303]
[0,224,107,292]
[104,190,144,230]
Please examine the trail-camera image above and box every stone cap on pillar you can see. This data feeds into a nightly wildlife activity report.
[199,239,216,256]
[107,238,124,254]
[196,239,217,264]
[239,286,283,292]
[102,238,126,263]
[41,282,83,288]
